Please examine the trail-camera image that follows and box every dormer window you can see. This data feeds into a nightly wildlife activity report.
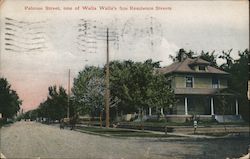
[189,57,209,72]
[198,65,206,71]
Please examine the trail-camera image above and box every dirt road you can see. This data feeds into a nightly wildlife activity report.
[0,121,249,159]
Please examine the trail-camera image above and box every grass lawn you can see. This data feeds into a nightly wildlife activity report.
[194,132,231,137]
[117,121,249,127]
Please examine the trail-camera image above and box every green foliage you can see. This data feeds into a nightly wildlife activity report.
[219,49,234,71]
[36,85,68,120]
[227,49,248,97]
[169,48,195,62]
[72,66,105,116]
[110,59,175,114]
[223,49,249,121]
[0,78,22,119]
[171,48,219,67]
[72,59,175,118]
[200,50,218,67]
[147,73,175,110]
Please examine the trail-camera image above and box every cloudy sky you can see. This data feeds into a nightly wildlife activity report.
[0,0,249,111]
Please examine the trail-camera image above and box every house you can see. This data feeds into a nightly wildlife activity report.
[157,57,240,122]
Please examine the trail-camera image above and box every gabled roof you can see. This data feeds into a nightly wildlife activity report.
[158,57,229,75]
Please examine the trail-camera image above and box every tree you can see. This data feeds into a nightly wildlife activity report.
[0,78,22,120]
[49,85,68,120]
[216,49,249,121]
[110,60,155,116]
[109,60,137,115]
[85,76,105,127]
[22,109,38,121]
[72,59,175,125]
[219,49,234,71]
[36,85,68,121]
[73,65,121,126]
[146,73,175,118]
[110,59,175,121]
[169,48,195,62]
[227,50,248,97]
[226,49,249,121]
[72,66,104,115]
[200,50,218,67]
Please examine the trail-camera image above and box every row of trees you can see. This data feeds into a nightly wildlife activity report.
[25,48,249,122]
[0,78,22,122]
[29,60,175,121]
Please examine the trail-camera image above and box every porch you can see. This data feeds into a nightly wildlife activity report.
[145,95,241,123]
[173,95,239,116]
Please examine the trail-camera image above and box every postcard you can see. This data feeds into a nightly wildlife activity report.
[0,0,249,159]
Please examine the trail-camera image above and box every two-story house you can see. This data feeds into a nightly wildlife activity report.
[157,57,239,121]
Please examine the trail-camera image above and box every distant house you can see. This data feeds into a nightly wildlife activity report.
[157,57,240,121]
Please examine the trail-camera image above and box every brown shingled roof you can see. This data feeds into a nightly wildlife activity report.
[190,57,210,65]
[158,57,229,75]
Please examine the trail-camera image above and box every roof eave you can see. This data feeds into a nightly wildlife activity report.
[165,71,230,76]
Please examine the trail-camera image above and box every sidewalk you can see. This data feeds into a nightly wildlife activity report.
[76,124,219,139]
[145,130,216,139]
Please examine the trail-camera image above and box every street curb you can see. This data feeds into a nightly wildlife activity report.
[77,125,217,139]
[64,124,249,139]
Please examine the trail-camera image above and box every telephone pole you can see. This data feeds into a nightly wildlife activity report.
[105,28,110,128]
[77,20,118,127]
[67,69,70,118]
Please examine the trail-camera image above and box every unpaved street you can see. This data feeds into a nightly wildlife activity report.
[0,121,249,159]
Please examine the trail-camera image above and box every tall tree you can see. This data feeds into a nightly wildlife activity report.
[227,49,249,121]
[219,49,234,71]
[0,78,22,119]
[72,66,104,116]
[169,48,195,62]
[147,73,175,115]
[36,85,68,121]
[48,85,68,120]
[110,59,175,116]
[200,50,218,67]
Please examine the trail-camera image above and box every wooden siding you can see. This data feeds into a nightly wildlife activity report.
[173,74,228,89]
[174,75,185,88]
[194,77,211,88]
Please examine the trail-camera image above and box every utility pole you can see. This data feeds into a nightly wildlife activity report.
[78,21,118,128]
[105,28,110,128]
[67,69,70,119]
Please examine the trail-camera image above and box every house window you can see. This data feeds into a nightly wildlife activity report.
[198,65,206,71]
[212,77,219,88]
[186,76,193,88]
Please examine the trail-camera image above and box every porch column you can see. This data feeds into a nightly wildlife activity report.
[184,97,188,115]
[235,99,239,115]
[160,108,164,115]
[149,107,152,116]
[210,97,214,115]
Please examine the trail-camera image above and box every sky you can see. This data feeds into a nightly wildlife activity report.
[0,0,249,111]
